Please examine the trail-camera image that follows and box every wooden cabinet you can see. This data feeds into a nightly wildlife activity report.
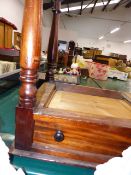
[0,21,4,47]
[5,24,13,48]
[83,49,102,59]
[0,18,17,48]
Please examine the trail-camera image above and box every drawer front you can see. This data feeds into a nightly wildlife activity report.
[33,114,131,157]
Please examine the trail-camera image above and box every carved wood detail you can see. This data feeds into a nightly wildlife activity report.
[19,68,37,108]
[19,0,42,108]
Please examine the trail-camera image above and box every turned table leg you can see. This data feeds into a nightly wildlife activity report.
[46,0,61,82]
[15,0,42,150]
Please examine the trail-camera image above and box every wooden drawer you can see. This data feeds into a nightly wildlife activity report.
[33,113,131,166]
[31,83,131,168]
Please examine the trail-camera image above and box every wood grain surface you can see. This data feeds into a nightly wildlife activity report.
[32,82,131,167]
[33,113,131,167]
[49,91,131,119]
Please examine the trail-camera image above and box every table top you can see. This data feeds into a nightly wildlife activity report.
[49,90,131,119]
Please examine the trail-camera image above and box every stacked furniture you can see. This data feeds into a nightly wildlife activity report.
[83,48,102,59]
[0,17,17,48]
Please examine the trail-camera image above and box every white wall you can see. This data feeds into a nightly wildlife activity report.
[58,7,131,60]
[42,10,77,51]
[42,10,52,51]
[60,7,131,42]
[41,5,131,60]
[0,0,24,32]
[42,26,77,51]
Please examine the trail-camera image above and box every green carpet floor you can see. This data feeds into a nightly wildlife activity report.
[0,87,95,175]
[0,87,18,135]
[11,156,94,175]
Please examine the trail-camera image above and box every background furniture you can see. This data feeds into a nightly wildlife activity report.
[94,54,127,65]
[67,40,75,66]
[0,18,17,48]
[83,48,102,59]
[0,48,20,68]
[0,48,20,92]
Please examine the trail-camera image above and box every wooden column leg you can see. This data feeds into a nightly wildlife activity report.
[46,0,61,82]
[15,107,34,150]
[15,0,42,150]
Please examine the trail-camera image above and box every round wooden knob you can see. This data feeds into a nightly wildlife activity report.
[54,130,64,142]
